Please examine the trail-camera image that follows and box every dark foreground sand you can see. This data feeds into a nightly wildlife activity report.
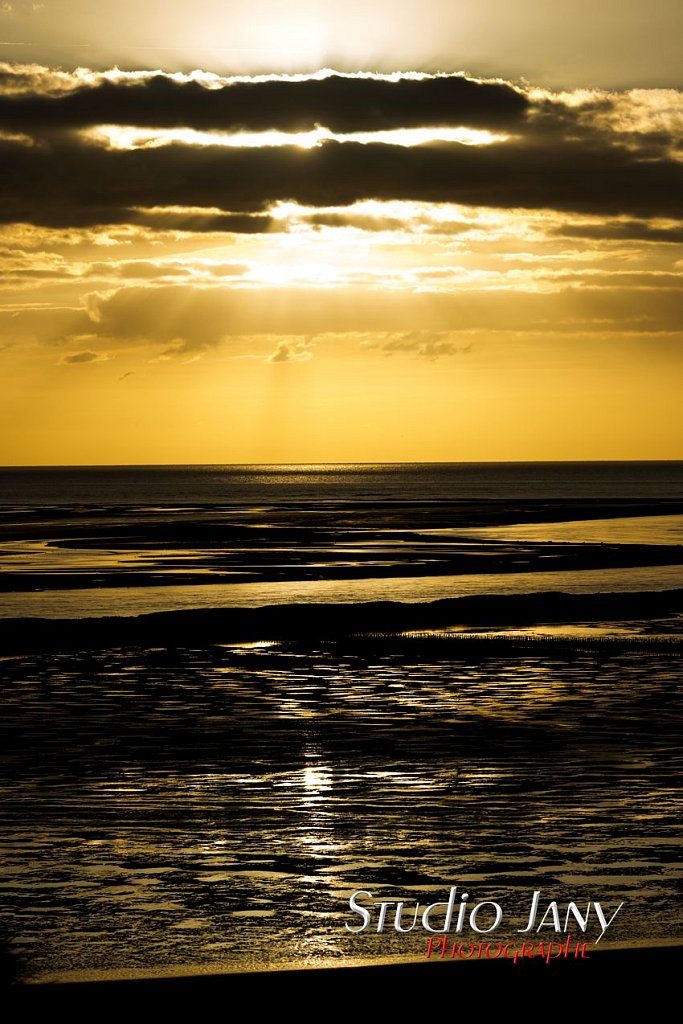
[4,948,681,1009]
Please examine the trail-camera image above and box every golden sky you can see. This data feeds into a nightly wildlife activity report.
[0,2,682,464]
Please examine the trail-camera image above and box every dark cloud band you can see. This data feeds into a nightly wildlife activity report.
[0,71,528,132]
[1,133,682,229]
[0,66,681,231]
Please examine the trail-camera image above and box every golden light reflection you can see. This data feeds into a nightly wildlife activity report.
[86,124,510,151]
[302,763,333,799]
[295,749,337,862]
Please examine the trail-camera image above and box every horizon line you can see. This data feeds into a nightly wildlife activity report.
[2,459,683,471]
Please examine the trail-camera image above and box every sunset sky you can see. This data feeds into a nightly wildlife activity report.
[1,1,681,464]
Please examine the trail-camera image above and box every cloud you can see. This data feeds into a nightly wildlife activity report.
[1,128,682,232]
[89,258,250,281]
[266,338,314,363]
[59,349,109,364]
[128,209,275,233]
[377,333,474,360]
[0,69,528,133]
[0,64,679,232]
[54,283,683,360]
[553,220,683,244]
[303,209,476,234]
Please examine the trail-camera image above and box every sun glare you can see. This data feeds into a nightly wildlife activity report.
[86,124,509,151]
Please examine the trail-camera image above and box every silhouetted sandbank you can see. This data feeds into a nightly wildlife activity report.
[2,588,683,654]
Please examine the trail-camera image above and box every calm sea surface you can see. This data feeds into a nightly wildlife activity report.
[2,461,683,505]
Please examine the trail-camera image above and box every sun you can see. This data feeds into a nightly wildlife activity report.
[240,12,329,66]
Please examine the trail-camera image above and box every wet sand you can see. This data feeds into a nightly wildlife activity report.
[2,629,680,979]
[2,499,683,596]
[1,478,680,987]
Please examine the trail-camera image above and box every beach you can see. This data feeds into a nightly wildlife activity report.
[0,463,681,988]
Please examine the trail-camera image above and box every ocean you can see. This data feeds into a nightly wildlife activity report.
[2,461,683,505]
